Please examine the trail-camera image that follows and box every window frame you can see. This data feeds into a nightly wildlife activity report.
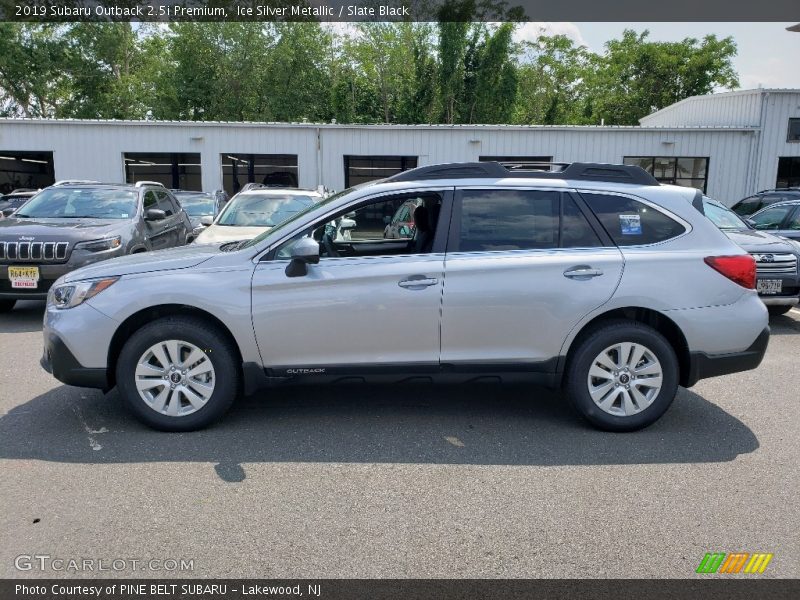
[261,187,454,262]
[576,189,692,248]
[787,118,800,143]
[623,156,710,193]
[446,187,614,254]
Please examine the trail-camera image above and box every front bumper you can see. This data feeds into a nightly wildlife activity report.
[759,295,799,306]
[684,326,769,387]
[41,331,110,389]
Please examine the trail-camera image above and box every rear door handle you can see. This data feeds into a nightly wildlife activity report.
[398,275,439,290]
[563,266,604,279]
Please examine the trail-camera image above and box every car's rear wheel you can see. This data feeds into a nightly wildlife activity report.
[767,305,793,316]
[565,320,679,432]
[0,300,16,313]
[116,316,240,431]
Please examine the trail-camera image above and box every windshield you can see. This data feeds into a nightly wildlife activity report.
[703,198,748,230]
[176,193,215,217]
[15,188,138,219]
[239,188,351,249]
[216,193,317,227]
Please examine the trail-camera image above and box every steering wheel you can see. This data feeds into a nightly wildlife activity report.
[322,232,340,257]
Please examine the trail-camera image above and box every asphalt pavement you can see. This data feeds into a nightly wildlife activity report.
[1,300,798,578]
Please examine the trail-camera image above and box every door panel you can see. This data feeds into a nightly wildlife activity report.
[440,187,623,365]
[252,254,444,368]
[440,248,623,364]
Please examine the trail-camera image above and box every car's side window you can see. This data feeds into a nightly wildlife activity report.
[580,192,686,246]
[786,207,800,230]
[561,195,604,248]
[750,205,793,230]
[272,192,443,260]
[156,191,176,216]
[458,189,559,251]
[733,195,762,216]
[143,191,158,212]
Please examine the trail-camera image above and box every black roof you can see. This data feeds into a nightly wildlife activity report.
[385,161,660,186]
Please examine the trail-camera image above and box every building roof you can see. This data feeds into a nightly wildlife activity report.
[0,117,757,133]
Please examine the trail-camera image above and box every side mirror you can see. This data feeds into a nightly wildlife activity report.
[285,238,320,278]
[383,215,391,225]
[145,208,166,221]
[339,217,356,231]
[745,218,757,228]
[200,215,214,226]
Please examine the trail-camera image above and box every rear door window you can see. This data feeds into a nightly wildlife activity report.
[454,189,604,252]
[580,192,686,246]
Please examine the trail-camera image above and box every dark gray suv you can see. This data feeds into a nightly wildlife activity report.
[0,181,192,311]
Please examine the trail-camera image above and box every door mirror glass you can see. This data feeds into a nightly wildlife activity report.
[145,208,166,221]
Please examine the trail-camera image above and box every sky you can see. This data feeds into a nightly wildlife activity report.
[513,22,800,90]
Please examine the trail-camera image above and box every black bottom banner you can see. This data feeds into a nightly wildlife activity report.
[2,579,799,600]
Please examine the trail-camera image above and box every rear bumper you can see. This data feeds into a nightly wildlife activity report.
[759,295,799,306]
[40,332,109,390]
[684,326,769,387]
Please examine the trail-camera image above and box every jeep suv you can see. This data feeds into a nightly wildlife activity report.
[0,181,192,311]
[40,162,769,432]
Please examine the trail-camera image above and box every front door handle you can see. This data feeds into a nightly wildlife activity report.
[563,266,604,279]
[398,275,439,290]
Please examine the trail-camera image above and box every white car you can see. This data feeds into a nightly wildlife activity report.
[194,188,322,244]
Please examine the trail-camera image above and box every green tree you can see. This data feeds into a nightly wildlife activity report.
[588,30,739,125]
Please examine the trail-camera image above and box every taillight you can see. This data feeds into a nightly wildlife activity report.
[704,255,756,289]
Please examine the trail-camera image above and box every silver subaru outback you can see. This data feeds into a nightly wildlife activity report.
[40,162,769,432]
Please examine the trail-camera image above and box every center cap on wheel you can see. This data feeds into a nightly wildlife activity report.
[169,372,183,384]
[618,373,631,384]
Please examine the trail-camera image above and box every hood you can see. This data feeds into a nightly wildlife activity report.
[194,224,271,244]
[0,217,130,243]
[63,243,220,283]
[721,228,796,253]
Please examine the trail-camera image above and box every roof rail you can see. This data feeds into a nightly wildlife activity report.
[385,161,660,186]
[51,179,100,187]
[134,180,166,188]
[757,187,800,193]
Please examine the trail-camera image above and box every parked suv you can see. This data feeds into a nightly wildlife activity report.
[40,162,768,432]
[0,189,38,218]
[0,181,192,311]
[701,197,800,315]
[731,188,800,217]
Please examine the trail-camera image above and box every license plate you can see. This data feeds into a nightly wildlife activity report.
[8,266,39,289]
[757,279,782,294]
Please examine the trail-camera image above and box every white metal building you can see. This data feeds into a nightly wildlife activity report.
[1,88,798,204]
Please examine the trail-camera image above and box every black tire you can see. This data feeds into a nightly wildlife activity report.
[116,316,240,431]
[767,305,793,316]
[565,319,679,432]
[0,299,16,313]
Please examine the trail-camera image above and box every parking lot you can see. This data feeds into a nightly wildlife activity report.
[0,300,798,579]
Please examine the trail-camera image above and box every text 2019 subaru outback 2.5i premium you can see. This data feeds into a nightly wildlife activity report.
[0,181,193,312]
[40,162,769,432]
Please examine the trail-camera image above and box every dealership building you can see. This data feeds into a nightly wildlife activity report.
[1,88,799,204]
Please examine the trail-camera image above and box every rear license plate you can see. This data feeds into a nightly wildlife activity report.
[757,279,782,294]
[8,266,39,289]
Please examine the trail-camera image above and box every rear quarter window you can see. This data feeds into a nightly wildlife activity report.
[580,192,686,246]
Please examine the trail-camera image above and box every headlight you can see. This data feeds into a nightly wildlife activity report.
[48,277,119,309]
[74,236,122,252]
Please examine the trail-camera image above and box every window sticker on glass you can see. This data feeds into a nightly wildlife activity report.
[619,214,642,235]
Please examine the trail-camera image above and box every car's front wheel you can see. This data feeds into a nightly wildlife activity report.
[116,316,240,431]
[0,299,16,313]
[565,320,679,432]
